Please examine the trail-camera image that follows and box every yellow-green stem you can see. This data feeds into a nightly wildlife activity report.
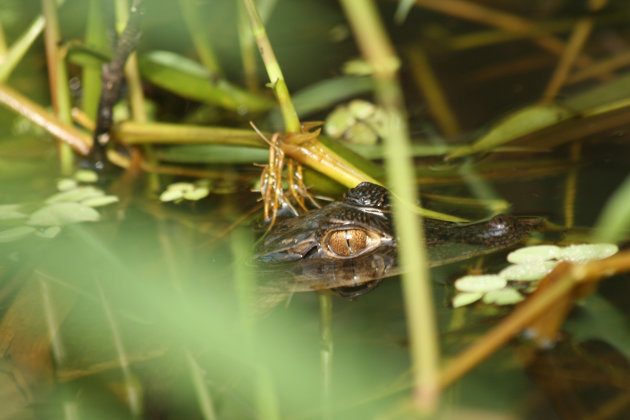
[340,0,440,411]
[179,0,222,76]
[237,0,260,92]
[0,83,91,154]
[0,16,8,58]
[116,0,160,192]
[42,0,75,174]
[241,0,300,133]
[82,0,108,122]
[0,17,44,82]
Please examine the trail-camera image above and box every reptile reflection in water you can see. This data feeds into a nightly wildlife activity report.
[255,182,538,298]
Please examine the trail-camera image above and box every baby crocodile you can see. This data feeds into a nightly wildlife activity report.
[255,182,538,297]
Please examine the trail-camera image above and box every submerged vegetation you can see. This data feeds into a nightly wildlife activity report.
[1,0,630,418]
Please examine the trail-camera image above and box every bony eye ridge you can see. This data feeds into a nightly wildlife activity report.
[323,228,383,258]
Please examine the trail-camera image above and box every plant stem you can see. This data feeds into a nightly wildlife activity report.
[319,294,333,418]
[42,0,75,174]
[0,84,91,154]
[179,0,222,76]
[0,16,8,59]
[241,0,300,133]
[237,0,259,92]
[82,0,108,122]
[0,0,69,82]
[340,0,440,411]
[114,121,269,147]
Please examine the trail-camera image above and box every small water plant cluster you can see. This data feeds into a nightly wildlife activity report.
[324,99,386,145]
[0,169,118,243]
[159,179,211,203]
[452,243,620,308]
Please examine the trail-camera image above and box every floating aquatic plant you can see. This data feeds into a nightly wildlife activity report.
[452,242,619,308]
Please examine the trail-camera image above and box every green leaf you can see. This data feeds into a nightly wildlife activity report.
[269,76,374,127]
[560,243,618,263]
[507,245,562,264]
[27,202,101,226]
[567,293,630,361]
[562,72,630,113]
[0,226,36,242]
[0,204,27,220]
[482,288,524,305]
[447,104,575,160]
[499,261,558,282]
[57,178,78,191]
[36,225,61,239]
[81,195,119,208]
[73,169,99,183]
[593,175,630,243]
[139,51,275,112]
[183,186,210,201]
[454,274,506,292]
[157,145,270,164]
[45,186,104,204]
[452,292,484,308]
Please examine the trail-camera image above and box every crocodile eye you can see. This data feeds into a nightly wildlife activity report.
[324,228,382,258]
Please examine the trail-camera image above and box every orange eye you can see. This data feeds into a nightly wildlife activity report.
[325,229,382,258]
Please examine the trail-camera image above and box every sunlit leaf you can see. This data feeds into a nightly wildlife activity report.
[507,245,562,264]
[499,261,558,282]
[81,195,119,208]
[0,225,36,242]
[452,292,484,308]
[27,202,101,226]
[45,186,104,204]
[139,51,275,112]
[74,169,99,183]
[482,288,524,305]
[454,274,506,292]
[0,204,27,220]
[446,104,575,159]
[325,105,355,138]
[36,225,61,239]
[394,0,415,23]
[560,243,619,263]
[57,178,78,191]
[160,188,185,202]
[593,175,630,243]
[183,186,210,201]
[269,76,373,127]
[563,72,630,112]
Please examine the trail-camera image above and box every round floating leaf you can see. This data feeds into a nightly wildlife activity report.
[482,288,524,305]
[0,226,36,242]
[507,245,562,264]
[81,195,119,208]
[0,204,27,220]
[348,99,375,120]
[45,186,104,204]
[452,292,484,308]
[73,169,99,183]
[27,202,101,226]
[57,178,78,191]
[345,122,378,145]
[167,182,195,193]
[454,274,507,292]
[325,105,354,138]
[159,189,184,202]
[36,226,61,239]
[560,243,619,263]
[499,261,558,281]
[182,186,210,201]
